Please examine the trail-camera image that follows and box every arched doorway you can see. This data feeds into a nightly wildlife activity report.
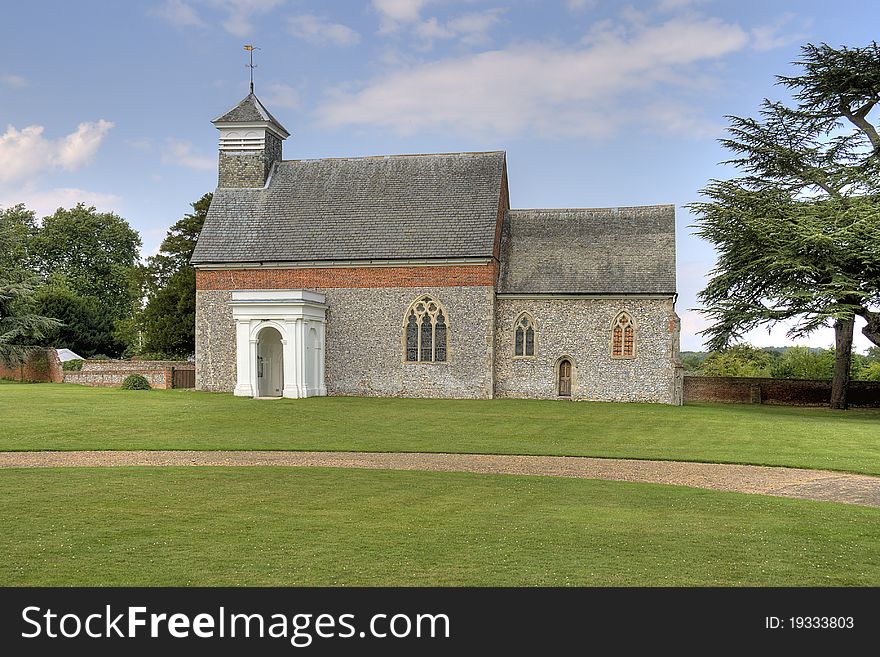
[256,326,283,397]
[558,358,572,397]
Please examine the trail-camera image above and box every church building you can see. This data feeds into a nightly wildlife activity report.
[191,92,683,404]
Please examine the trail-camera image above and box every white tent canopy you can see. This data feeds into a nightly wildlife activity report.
[55,348,83,362]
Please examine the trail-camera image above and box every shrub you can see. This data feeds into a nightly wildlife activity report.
[62,359,83,371]
[771,346,834,380]
[120,374,151,390]
[860,362,880,382]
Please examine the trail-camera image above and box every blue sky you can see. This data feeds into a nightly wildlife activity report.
[1,0,876,351]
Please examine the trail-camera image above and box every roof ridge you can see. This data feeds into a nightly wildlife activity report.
[280,150,505,163]
[509,204,675,212]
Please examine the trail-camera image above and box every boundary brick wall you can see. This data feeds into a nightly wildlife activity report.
[62,360,194,389]
[0,349,63,383]
[684,375,880,407]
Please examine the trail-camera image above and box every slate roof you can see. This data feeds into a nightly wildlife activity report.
[191,151,507,264]
[497,206,676,295]
[212,93,289,135]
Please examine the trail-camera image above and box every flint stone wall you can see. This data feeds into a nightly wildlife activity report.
[62,360,193,389]
[217,133,281,189]
[195,286,496,398]
[493,298,681,404]
[195,289,237,392]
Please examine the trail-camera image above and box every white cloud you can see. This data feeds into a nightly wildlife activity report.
[566,0,597,11]
[0,120,113,185]
[318,17,749,138]
[0,126,52,184]
[0,188,123,219]
[56,120,115,171]
[288,14,360,46]
[415,17,453,40]
[162,139,215,170]
[372,0,426,32]
[413,9,505,48]
[262,82,302,109]
[0,122,119,223]
[446,9,505,46]
[152,0,205,28]
[218,0,284,37]
[1,74,27,88]
[152,0,283,36]
[656,0,709,11]
[750,14,810,52]
[643,100,721,138]
[381,6,505,48]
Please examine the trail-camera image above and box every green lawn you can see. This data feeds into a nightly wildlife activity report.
[2,382,879,474]
[1,466,878,586]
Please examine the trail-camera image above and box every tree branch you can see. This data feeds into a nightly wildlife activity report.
[857,308,880,347]
[840,100,880,150]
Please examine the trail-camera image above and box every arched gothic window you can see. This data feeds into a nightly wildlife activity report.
[611,312,635,358]
[514,313,536,357]
[404,295,448,362]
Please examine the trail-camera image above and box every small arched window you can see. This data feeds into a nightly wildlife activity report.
[611,312,635,358]
[514,313,536,357]
[404,295,448,363]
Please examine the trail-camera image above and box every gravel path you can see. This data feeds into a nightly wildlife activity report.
[2,450,879,508]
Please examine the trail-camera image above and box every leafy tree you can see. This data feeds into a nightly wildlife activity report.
[0,204,37,282]
[860,361,880,381]
[143,193,211,294]
[0,279,60,366]
[680,352,707,372]
[29,204,142,321]
[699,344,774,378]
[135,193,211,357]
[32,283,123,358]
[771,346,835,380]
[689,42,880,409]
[138,267,196,357]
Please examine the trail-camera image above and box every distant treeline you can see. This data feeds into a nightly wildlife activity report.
[681,345,880,381]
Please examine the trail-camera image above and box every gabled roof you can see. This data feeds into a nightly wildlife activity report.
[497,206,676,295]
[212,92,289,136]
[191,151,507,264]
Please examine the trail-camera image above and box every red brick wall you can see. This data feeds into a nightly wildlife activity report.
[684,375,880,407]
[196,263,499,290]
[0,349,63,383]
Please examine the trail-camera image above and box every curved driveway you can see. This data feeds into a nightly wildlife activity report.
[2,450,880,508]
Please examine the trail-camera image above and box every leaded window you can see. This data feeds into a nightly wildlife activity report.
[514,313,536,357]
[403,296,448,363]
[611,312,635,358]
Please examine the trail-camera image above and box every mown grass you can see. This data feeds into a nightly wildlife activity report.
[2,382,879,474]
[1,466,878,586]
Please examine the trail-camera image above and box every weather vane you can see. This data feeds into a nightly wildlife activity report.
[244,44,259,94]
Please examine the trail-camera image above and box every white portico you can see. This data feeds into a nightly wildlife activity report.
[229,289,327,399]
